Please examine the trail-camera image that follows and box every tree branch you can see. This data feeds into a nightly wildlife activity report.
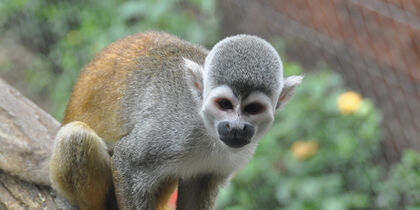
[0,78,75,209]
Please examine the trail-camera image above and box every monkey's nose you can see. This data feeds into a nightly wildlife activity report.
[217,121,255,148]
[225,120,245,131]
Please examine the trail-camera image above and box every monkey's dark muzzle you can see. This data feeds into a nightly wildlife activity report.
[217,121,255,148]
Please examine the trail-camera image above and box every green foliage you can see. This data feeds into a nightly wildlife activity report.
[217,64,388,210]
[0,0,218,120]
[217,63,420,209]
[376,150,420,209]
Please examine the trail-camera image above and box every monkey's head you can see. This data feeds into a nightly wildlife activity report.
[185,35,302,149]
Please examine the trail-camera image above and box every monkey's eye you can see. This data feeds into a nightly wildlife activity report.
[243,103,265,115]
[216,98,233,111]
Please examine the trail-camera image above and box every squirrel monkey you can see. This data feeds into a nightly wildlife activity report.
[49,32,303,210]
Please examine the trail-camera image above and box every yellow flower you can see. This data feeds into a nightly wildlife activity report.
[337,91,362,114]
[290,140,318,161]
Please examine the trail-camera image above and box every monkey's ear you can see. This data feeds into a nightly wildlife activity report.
[276,75,304,110]
[184,58,204,100]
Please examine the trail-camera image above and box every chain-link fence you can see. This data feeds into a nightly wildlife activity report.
[220,0,420,163]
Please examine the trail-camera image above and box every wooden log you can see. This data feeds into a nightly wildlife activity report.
[0,78,75,209]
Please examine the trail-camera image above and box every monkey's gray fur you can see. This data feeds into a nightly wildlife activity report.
[111,33,302,209]
[112,35,219,209]
[205,35,283,98]
[47,31,302,210]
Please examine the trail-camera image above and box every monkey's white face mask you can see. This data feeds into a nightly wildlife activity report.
[184,58,303,149]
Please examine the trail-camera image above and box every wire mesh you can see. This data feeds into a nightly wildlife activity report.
[220,0,420,163]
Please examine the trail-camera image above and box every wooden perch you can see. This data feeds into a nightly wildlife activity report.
[0,78,75,209]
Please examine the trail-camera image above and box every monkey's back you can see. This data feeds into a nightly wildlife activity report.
[63,32,208,144]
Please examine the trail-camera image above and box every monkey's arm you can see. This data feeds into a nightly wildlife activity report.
[177,175,226,210]
[111,164,156,209]
[111,129,177,210]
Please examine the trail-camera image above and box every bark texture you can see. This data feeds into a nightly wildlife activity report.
[0,78,75,209]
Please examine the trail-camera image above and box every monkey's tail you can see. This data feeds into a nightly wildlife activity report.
[49,121,113,209]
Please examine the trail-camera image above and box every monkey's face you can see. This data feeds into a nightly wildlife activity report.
[200,85,275,149]
[186,35,303,149]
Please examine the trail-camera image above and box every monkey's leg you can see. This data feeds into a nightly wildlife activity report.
[176,175,226,210]
[112,132,179,210]
[112,156,158,210]
[50,121,113,210]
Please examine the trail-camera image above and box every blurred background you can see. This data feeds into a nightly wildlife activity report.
[0,0,419,209]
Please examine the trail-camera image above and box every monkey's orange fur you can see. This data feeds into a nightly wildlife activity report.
[50,121,112,210]
[61,32,180,210]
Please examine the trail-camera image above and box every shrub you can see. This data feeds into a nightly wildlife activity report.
[376,150,420,210]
